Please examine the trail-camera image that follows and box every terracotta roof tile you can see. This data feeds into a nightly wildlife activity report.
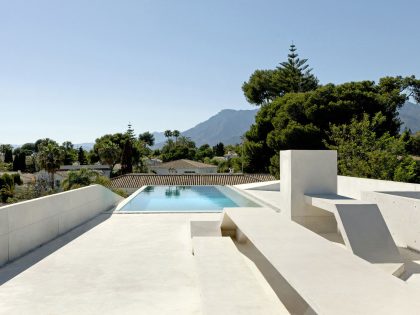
[151,159,217,169]
[111,173,276,188]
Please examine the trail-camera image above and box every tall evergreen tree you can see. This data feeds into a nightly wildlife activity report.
[213,142,225,156]
[242,44,318,105]
[13,152,26,172]
[275,44,318,93]
[4,148,13,163]
[126,123,136,141]
[121,140,133,174]
[78,147,88,165]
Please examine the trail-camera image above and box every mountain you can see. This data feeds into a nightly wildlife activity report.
[152,109,258,148]
[152,132,166,145]
[399,102,420,133]
[74,143,94,151]
[183,109,258,146]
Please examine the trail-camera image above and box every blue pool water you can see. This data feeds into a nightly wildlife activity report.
[119,186,261,212]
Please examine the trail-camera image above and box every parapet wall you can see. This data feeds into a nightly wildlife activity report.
[0,185,123,266]
[337,176,420,199]
[338,175,420,251]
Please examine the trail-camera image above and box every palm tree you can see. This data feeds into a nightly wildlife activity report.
[172,130,180,145]
[164,130,173,139]
[62,168,101,191]
[37,143,62,189]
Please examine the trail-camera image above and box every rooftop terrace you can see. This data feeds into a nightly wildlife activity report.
[1,150,420,314]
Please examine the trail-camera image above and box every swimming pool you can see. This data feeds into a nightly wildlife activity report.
[118,186,261,212]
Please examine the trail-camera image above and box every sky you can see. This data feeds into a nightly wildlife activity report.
[1,0,419,144]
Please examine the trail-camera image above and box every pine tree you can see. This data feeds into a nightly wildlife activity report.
[275,44,318,93]
[121,140,133,174]
[126,123,136,142]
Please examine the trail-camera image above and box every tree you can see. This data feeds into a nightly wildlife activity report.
[213,142,225,156]
[121,140,133,174]
[244,76,420,176]
[195,144,214,161]
[164,130,173,139]
[97,141,121,173]
[12,150,26,172]
[62,168,102,191]
[37,142,62,189]
[34,138,58,153]
[60,141,76,165]
[78,147,88,165]
[172,130,180,144]
[0,173,18,202]
[326,113,417,182]
[126,123,136,141]
[4,148,13,164]
[275,44,318,94]
[161,136,196,162]
[242,44,318,106]
[20,143,35,155]
[139,132,155,147]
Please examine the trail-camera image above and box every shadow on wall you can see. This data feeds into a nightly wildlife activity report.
[0,213,112,286]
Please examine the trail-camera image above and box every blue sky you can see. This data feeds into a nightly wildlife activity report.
[1,0,419,144]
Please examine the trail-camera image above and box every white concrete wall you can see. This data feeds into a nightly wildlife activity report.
[362,191,420,251]
[337,176,420,251]
[279,150,337,233]
[0,185,123,266]
[337,176,420,199]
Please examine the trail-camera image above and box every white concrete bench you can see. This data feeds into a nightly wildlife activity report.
[192,236,289,315]
[220,207,420,315]
[305,194,404,276]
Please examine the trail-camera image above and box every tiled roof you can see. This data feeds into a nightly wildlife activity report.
[111,173,276,188]
[150,159,217,169]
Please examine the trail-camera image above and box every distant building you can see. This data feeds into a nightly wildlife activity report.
[224,151,239,160]
[144,158,162,167]
[150,159,217,175]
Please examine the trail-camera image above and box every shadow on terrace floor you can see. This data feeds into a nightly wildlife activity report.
[0,213,113,286]
[399,247,420,281]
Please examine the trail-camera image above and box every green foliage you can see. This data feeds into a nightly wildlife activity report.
[0,173,22,202]
[126,123,136,141]
[34,138,58,153]
[97,140,121,172]
[78,147,88,165]
[213,142,225,156]
[1,144,14,165]
[121,140,133,174]
[60,141,77,165]
[242,44,318,106]
[164,130,173,138]
[244,77,420,175]
[195,144,214,161]
[12,151,26,172]
[62,168,101,190]
[37,142,62,189]
[326,113,417,182]
[139,132,155,147]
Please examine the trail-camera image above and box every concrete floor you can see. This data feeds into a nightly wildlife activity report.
[0,212,220,315]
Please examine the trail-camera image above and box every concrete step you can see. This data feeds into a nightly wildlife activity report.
[192,236,289,315]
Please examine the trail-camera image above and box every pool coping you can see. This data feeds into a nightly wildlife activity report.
[109,185,270,214]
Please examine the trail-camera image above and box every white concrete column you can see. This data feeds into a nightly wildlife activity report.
[280,150,338,233]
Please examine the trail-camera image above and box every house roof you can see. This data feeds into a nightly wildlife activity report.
[150,159,217,169]
[111,173,276,188]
